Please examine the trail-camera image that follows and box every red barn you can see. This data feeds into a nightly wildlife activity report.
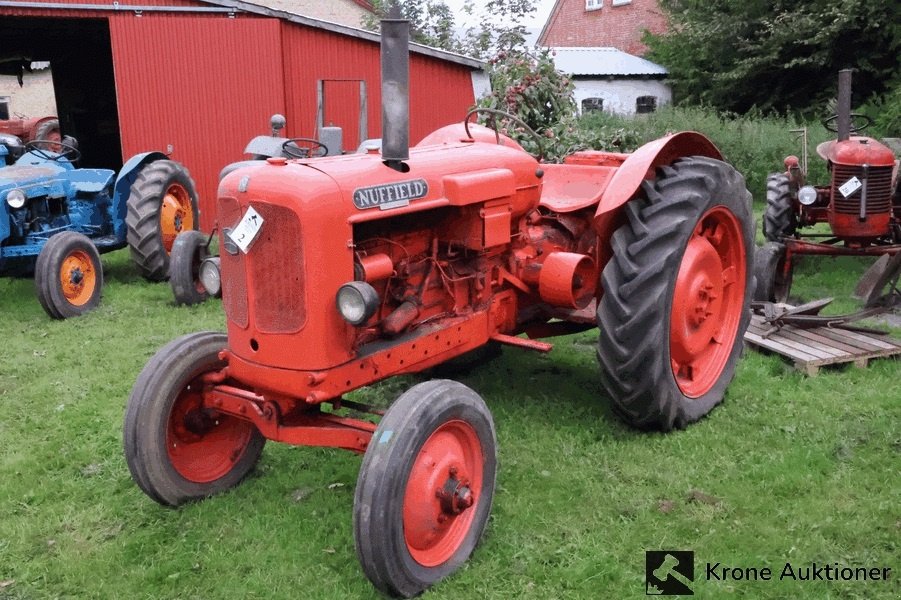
[0,0,486,228]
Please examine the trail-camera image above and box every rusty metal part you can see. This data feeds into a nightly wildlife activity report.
[855,252,901,308]
[751,299,895,337]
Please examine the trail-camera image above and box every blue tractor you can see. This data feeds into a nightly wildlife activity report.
[0,134,199,318]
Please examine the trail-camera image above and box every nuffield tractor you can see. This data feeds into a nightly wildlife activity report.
[0,135,199,318]
[124,15,755,598]
[757,69,901,303]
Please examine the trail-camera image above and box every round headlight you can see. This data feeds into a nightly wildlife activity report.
[336,281,379,326]
[6,189,26,209]
[199,257,222,297]
[798,185,818,206]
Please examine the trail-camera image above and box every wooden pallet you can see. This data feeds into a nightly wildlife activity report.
[744,314,901,375]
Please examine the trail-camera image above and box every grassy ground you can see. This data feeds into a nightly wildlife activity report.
[1,167,899,597]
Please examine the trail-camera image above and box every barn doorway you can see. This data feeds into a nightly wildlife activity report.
[0,16,122,169]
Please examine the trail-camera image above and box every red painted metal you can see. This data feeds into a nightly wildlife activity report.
[0,115,58,143]
[670,207,746,398]
[402,420,483,567]
[167,378,259,483]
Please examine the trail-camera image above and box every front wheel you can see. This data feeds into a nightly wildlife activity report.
[126,159,199,281]
[34,232,103,319]
[169,230,212,305]
[123,332,265,506]
[753,242,792,303]
[354,380,497,598]
[597,156,754,430]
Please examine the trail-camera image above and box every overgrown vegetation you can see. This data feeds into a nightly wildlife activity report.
[645,0,901,116]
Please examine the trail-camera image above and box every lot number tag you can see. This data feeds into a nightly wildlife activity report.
[228,206,265,253]
[838,176,862,198]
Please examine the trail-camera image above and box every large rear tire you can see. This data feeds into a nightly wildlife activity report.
[32,118,61,150]
[34,232,103,319]
[763,172,796,241]
[354,380,497,598]
[169,230,211,305]
[597,157,754,430]
[123,332,265,506]
[126,159,199,281]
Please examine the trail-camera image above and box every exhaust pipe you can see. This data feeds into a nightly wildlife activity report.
[380,3,410,170]
[836,69,852,142]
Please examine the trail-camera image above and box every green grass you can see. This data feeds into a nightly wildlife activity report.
[2,168,900,600]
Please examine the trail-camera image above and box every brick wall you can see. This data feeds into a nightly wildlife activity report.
[540,0,667,56]
[0,70,57,119]
[255,0,372,28]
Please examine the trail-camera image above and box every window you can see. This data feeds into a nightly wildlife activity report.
[585,0,603,11]
[0,97,9,120]
[581,98,604,113]
[636,96,657,114]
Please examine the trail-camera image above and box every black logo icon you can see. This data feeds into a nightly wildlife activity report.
[646,550,694,595]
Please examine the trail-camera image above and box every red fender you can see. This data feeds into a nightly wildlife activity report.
[593,131,722,231]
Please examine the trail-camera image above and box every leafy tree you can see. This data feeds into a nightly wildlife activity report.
[645,0,901,115]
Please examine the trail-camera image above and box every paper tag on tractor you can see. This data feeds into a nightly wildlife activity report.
[838,176,862,198]
[228,206,265,253]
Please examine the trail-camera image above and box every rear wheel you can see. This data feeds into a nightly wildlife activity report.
[763,173,796,241]
[123,332,265,506]
[126,160,199,281]
[597,157,754,430]
[753,242,792,303]
[34,232,103,319]
[170,230,211,305]
[32,118,61,150]
[354,380,497,598]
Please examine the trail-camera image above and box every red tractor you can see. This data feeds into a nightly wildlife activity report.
[0,114,60,146]
[756,69,901,303]
[123,15,754,598]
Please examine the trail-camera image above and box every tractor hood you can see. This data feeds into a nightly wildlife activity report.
[0,163,68,199]
[815,136,896,167]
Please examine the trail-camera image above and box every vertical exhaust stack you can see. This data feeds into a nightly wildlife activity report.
[381,3,410,170]
[836,69,853,142]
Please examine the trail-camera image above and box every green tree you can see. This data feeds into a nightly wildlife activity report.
[646,0,901,115]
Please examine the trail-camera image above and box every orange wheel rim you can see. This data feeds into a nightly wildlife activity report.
[402,420,483,567]
[160,183,194,253]
[670,206,746,398]
[59,250,97,306]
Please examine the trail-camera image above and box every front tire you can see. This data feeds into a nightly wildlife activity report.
[354,380,497,598]
[123,332,265,506]
[753,242,792,303]
[170,230,211,305]
[126,159,199,281]
[763,173,796,241]
[597,157,754,430]
[34,232,103,319]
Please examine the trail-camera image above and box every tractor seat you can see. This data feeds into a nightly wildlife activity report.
[538,163,614,213]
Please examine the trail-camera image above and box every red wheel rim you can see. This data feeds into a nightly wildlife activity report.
[160,183,194,254]
[166,378,255,483]
[670,206,746,398]
[59,250,97,306]
[402,420,483,567]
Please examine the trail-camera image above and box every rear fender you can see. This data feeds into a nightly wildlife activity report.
[594,131,722,223]
[111,151,168,239]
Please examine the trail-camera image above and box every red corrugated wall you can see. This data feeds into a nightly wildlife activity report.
[109,14,286,228]
[1,1,479,230]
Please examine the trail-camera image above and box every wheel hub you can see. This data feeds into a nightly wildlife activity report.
[672,234,724,359]
[436,467,475,515]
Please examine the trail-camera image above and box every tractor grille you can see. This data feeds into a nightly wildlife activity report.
[831,164,893,215]
[219,196,248,328]
[247,201,306,334]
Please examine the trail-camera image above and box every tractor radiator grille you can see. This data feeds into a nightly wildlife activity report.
[832,165,893,215]
[219,196,248,328]
[247,201,306,334]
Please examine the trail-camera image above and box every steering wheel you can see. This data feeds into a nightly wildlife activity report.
[281,138,328,159]
[822,113,872,134]
[464,108,545,162]
[25,139,81,162]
